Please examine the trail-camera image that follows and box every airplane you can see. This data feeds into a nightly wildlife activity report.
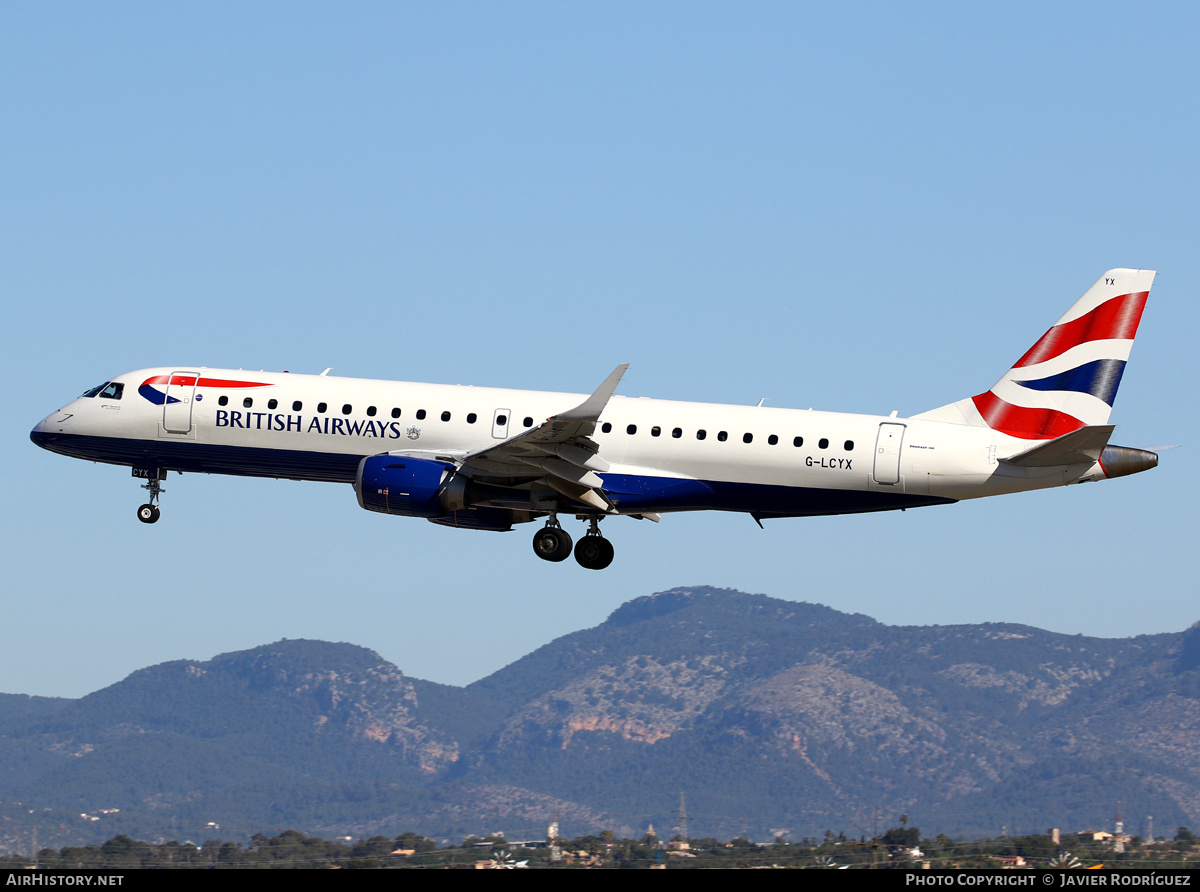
[31,269,1159,570]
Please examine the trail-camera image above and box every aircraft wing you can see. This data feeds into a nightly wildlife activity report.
[455,364,630,513]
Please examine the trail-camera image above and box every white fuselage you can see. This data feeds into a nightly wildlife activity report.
[31,366,1107,520]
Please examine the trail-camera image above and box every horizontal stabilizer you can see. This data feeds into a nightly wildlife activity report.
[999,425,1114,468]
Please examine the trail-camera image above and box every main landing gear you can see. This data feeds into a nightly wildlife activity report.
[574,518,614,570]
[136,470,164,524]
[531,515,615,569]
[532,516,572,562]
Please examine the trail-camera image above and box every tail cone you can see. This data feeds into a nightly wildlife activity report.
[1100,445,1158,479]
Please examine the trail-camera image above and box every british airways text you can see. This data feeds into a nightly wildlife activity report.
[215,411,403,439]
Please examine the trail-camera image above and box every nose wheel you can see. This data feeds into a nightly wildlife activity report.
[136,469,165,524]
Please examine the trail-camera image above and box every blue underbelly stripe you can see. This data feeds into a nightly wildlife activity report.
[30,432,956,515]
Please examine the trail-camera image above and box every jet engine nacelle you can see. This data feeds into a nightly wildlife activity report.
[355,454,465,517]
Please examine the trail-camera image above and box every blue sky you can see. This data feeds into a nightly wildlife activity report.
[3,2,1196,698]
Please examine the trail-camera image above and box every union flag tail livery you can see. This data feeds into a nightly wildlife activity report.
[31,269,1160,570]
[916,269,1153,439]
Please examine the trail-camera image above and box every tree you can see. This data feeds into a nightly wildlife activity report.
[882,826,920,847]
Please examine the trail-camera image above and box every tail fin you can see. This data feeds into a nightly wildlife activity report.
[914,269,1154,439]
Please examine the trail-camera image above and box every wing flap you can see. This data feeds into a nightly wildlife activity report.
[541,476,613,512]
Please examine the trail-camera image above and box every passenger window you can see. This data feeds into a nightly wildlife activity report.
[391,408,401,418]
[441,411,451,422]
[601,422,612,433]
[342,404,352,415]
[768,434,778,445]
[218,396,229,407]
[697,429,707,440]
[367,406,377,417]
[268,399,278,410]
[243,398,253,408]
[317,403,327,413]
[672,428,682,438]
[627,424,637,435]
[467,413,477,424]
[495,414,507,425]
[293,401,303,411]
[416,409,427,420]
[651,426,661,437]
[793,436,804,447]
[743,433,753,444]
[844,440,854,451]
[819,438,829,449]
[717,431,728,442]
[523,416,533,427]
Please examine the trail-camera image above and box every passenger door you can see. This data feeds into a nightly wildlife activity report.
[162,371,199,434]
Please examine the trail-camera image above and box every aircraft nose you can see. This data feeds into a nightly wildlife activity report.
[30,416,52,448]
[30,410,68,448]
[30,421,49,449]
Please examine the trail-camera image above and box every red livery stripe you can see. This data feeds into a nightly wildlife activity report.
[971,391,1085,440]
[191,376,271,388]
[144,375,270,388]
[1014,291,1148,368]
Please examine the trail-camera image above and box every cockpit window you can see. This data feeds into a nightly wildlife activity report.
[82,381,124,399]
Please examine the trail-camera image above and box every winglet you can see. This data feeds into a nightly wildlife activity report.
[556,364,629,422]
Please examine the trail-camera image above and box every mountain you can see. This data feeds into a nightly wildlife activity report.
[0,587,1197,850]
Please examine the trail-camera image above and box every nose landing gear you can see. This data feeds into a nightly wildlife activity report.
[135,468,165,524]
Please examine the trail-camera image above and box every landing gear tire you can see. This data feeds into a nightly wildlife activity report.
[137,469,165,525]
[574,534,614,570]
[532,526,573,562]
